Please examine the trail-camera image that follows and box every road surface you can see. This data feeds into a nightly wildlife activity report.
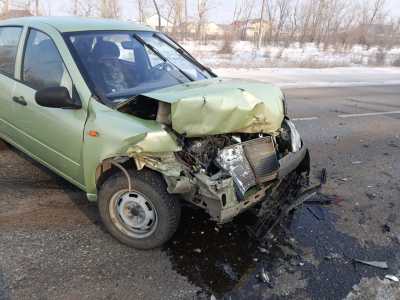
[1,85,400,299]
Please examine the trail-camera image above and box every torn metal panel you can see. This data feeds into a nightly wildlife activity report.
[142,78,285,137]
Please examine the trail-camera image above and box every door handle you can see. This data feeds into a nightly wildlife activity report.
[12,96,27,106]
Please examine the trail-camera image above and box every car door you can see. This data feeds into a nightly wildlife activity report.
[0,26,23,140]
[10,28,86,187]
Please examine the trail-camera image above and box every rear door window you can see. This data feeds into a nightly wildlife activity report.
[22,29,72,92]
[0,26,22,77]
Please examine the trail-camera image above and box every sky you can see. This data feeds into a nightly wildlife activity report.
[35,0,400,24]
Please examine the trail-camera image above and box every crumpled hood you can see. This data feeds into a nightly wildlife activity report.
[143,78,285,137]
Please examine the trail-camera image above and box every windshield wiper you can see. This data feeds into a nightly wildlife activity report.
[153,33,217,78]
[132,33,194,82]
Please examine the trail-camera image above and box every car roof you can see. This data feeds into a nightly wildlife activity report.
[0,16,153,33]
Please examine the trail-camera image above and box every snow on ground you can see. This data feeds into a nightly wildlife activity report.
[214,67,400,88]
[182,40,400,68]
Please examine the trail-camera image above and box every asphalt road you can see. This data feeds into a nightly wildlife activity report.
[1,85,400,300]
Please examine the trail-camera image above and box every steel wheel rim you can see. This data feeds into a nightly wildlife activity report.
[110,190,158,239]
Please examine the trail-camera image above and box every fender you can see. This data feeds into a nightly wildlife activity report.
[82,98,181,201]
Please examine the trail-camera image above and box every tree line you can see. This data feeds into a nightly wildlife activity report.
[1,0,399,48]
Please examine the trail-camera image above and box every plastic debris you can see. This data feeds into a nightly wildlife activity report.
[320,168,327,184]
[193,248,202,254]
[352,161,362,165]
[259,268,270,283]
[385,275,399,282]
[258,247,268,254]
[353,259,388,269]
[324,253,343,261]
[382,224,391,233]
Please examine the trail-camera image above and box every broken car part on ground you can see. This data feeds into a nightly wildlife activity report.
[0,17,310,249]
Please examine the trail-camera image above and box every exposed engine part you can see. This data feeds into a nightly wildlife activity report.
[215,137,279,198]
[178,135,231,172]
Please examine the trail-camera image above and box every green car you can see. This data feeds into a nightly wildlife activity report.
[0,17,309,249]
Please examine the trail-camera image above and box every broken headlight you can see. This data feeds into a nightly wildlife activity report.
[282,94,288,116]
[285,119,302,153]
[215,137,279,198]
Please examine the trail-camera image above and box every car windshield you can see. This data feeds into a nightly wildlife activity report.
[67,31,213,103]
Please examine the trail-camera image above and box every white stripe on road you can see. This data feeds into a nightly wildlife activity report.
[292,117,319,121]
[338,111,400,118]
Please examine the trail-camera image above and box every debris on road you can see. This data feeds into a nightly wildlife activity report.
[324,253,343,261]
[320,168,327,184]
[382,224,391,233]
[385,275,399,282]
[258,268,270,284]
[352,161,362,165]
[353,259,388,269]
[307,206,324,221]
[194,248,202,254]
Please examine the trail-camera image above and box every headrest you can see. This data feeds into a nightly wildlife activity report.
[91,41,120,60]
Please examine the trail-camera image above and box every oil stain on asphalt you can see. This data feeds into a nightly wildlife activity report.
[164,194,400,299]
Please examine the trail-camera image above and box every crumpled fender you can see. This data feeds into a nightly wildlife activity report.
[82,99,180,199]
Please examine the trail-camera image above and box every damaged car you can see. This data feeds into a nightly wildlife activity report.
[0,17,309,249]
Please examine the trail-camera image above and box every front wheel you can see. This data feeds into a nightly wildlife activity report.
[98,169,181,249]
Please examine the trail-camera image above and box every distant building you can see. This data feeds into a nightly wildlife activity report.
[232,19,271,40]
[182,21,224,39]
[0,9,32,20]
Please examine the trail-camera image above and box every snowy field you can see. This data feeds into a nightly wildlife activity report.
[182,40,400,68]
[214,67,400,88]
[179,40,400,88]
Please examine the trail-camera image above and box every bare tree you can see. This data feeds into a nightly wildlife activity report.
[100,0,120,18]
[73,0,96,17]
[196,0,210,42]
[152,0,162,30]
[2,0,8,14]
[257,0,267,48]
[136,0,147,23]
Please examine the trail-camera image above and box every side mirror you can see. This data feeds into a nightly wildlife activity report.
[35,86,81,109]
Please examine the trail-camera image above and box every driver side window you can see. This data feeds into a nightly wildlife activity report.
[22,29,72,93]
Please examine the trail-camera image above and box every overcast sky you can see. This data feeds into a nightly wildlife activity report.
[40,0,400,23]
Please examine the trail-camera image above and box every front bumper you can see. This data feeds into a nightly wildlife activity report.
[196,143,310,223]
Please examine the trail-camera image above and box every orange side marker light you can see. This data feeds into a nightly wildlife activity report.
[88,130,99,137]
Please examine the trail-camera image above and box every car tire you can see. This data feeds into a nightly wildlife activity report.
[98,169,181,249]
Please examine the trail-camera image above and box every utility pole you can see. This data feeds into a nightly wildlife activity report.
[35,0,39,16]
[257,0,266,49]
[73,0,78,15]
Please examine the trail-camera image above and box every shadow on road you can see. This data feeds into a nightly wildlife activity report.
[165,197,400,299]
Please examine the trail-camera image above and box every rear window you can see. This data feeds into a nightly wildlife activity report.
[0,27,22,77]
